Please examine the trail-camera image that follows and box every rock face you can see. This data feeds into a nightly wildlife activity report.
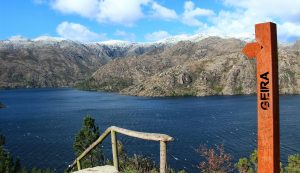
[0,39,165,88]
[84,37,300,96]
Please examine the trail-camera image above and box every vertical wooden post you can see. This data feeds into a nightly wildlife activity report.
[76,159,81,170]
[111,130,119,171]
[160,141,167,173]
[243,22,280,173]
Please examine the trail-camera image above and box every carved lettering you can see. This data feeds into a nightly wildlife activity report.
[260,72,270,110]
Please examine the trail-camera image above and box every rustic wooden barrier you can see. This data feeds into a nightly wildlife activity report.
[68,126,174,173]
[243,22,280,173]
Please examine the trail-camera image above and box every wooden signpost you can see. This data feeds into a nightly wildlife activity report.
[243,22,280,173]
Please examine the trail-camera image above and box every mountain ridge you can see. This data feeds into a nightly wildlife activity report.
[1,36,299,97]
[79,37,300,96]
[0,39,166,88]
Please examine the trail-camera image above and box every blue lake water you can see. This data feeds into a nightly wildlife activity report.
[0,88,299,172]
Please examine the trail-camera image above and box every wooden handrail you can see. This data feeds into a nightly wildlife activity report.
[68,126,173,173]
[110,126,174,142]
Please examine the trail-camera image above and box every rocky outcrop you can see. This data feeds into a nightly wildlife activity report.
[85,37,300,96]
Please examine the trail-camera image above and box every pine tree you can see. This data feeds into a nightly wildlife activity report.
[73,116,105,169]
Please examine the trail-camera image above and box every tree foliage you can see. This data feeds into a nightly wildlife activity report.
[284,154,300,173]
[235,150,257,173]
[116,141,186,173]
[73,116,105,169]
[116,141,158,173]
[234,149,300,173]
[235,157,254,173]
[0,134,22,173]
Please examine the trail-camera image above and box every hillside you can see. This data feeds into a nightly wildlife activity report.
[81,37,300,96]
[0,39,165,88]
[0,36,299,96]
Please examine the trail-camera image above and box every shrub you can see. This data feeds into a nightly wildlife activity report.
[284,154,300,173]
[197,144,233,173]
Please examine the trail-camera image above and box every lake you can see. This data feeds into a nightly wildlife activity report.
[0,88,299,172]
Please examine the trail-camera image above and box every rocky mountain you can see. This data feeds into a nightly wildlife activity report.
[1,36,299,96]
[81,37,300,96]
[0,38,165,88]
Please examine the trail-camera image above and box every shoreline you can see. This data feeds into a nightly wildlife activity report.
[1,86,299,98]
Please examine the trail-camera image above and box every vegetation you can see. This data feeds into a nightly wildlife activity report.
[236,150,300,173]
[212,86,223,94]
[234,85,243,95]
[116,141,158,173]
[170,89,197,97]
[73,116,105,169]
[284,154,300,173]
[235,150,257,173]
[76,77,133,92]
[0,134,53,173]
[72,116,187,173]
[197,145,233,173]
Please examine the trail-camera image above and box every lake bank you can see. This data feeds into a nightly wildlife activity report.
[2,86,300,97]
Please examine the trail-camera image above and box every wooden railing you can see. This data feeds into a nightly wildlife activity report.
[68,126,174,173]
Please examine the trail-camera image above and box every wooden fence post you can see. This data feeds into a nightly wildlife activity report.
[160,141,167,173]
[76,159,81,170]
[243,22,280,173]
[111,130,119,171]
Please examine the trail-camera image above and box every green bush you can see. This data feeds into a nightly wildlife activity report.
[235,157,254,173]
[285,154,300,173]
[116,141,158,173]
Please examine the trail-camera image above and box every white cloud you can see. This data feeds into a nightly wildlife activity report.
[97,0,150,26]
[182,1,214,26]
[278,22,300,41]
[51,0,99,18]
[50,0,181,26]
[145,30,171,41]
[51,0,151,26]
[195,0,300,41]
[198,10,263,40]
[114,30,136,41]
[151,2,178,20]
[222,0,300,23]
[56,21,106,42]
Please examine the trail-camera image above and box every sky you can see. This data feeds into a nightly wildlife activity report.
[1,0,300,42]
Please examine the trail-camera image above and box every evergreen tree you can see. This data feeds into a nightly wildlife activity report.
[73,116,105,169]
